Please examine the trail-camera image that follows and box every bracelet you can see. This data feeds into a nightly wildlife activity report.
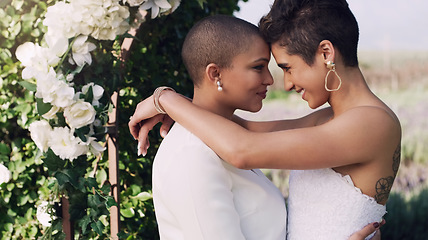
[153,86,176,114]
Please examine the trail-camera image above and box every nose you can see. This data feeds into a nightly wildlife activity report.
[283,74,294,91]
[263,70,274,86]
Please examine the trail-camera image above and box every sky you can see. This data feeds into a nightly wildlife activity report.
[234,0,428,51]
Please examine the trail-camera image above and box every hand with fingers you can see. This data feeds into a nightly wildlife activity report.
[348,219,385,240]
[128,95,175,156]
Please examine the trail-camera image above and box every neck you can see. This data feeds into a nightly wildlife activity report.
[192,86,235,119]
[328,66,374,116]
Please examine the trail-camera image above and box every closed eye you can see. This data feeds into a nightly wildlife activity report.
[282,66,291,72]
[252,65,265,71]
[278,64,291,72]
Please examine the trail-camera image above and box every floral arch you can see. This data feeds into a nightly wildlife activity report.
[14,0,192,238]
[5,0,241,238]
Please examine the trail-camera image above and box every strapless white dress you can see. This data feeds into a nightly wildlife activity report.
[287,168,386,240]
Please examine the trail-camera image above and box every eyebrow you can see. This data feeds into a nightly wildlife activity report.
[253,58,270,63]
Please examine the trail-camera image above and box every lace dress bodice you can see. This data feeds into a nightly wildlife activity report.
[287,168,386,240]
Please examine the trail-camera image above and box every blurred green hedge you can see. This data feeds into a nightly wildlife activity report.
[382,187,428,240]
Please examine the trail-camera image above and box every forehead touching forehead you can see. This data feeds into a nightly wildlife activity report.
[181,15,263,85]
[259,0,359,67]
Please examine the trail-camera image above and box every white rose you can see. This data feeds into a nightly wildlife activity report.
[36,201,56,227]
[64,100,96,129]
[35,68,75,108]
[29,120,52,153]
[69,0,130,40]
[42,105,61,120]
[16,42,62,80]
[69,35,96,67]
[0,163,12,185]
[86,137,106,156]
[49,127,88,161]
[44,2,81,38]
[44,34,69,57]
[125,0,145,7]
[82,83,104,106]
[139,0,177,19]
[169,0,181,13]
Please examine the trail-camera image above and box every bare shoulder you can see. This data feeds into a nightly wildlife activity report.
[339,106,401,132]
[333,105,401,155]
[318,106,401,160]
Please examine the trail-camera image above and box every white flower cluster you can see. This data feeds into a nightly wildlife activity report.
[131,0,181,19]
[16,0,181,161]
[44,0,130,41]
[36,201,56,227]
[0,163,11,186]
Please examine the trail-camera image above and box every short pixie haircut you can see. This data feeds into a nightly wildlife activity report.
[182,15,262,86]
[259,0,359,67]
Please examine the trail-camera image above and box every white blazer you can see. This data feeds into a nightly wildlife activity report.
[153,123,287,240]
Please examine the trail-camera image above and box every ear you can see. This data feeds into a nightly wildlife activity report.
[205,63,221,85]
[318,40,335,63]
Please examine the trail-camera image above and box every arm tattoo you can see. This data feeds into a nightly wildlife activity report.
[374,144,401,203]
[392,144,401,175]
[374,176,394,203]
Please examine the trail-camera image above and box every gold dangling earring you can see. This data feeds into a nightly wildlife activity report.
[324,61,342,92]
[216,79,223,92]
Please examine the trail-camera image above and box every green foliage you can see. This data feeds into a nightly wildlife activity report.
[382,187,428,240]
[118,1,243,238]
[0,0,54,238]
[1,0,243,239]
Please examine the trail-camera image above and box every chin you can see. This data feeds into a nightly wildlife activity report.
[308,101,324,109]
[244,104,263,113]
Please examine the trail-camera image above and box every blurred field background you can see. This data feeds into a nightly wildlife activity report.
[236,50,428,239]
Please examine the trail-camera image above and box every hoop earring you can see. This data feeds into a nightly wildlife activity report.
[216,80,223,92]
[324,61,342,92]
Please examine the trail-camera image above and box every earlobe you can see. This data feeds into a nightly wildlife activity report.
[206,63,223,91]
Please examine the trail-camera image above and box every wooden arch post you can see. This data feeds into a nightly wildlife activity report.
[108,17,142,239]
[107,91,120,239]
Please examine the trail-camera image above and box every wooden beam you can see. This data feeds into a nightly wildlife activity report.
[108,9,144,239]
[62,197,73,240]
[108,91,120,239]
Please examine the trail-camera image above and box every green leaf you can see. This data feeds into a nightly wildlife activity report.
[56,111,67,126]
[131,192,152,202]
[79,215,91,235]
[0,142,11,155]
[6,182,14,191]
[84,85,94,103]
[100,183,111,195]
[96,168,107,185]
[18,81,36,92]
[75,126,89,142]
[121,207,135,218]
[116,231,130,239]
[54,171,71,186]
[44,149,66,172]
[17,194,29,206]
[105,196,117,209]
[85,177,98,189]
[90,220,105,235]
[88,194,102,208]
[196,0,206,8]
[36,98,52,116]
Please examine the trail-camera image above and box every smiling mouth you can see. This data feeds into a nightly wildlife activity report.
[296,88,305,94]
[257,90,268,99]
